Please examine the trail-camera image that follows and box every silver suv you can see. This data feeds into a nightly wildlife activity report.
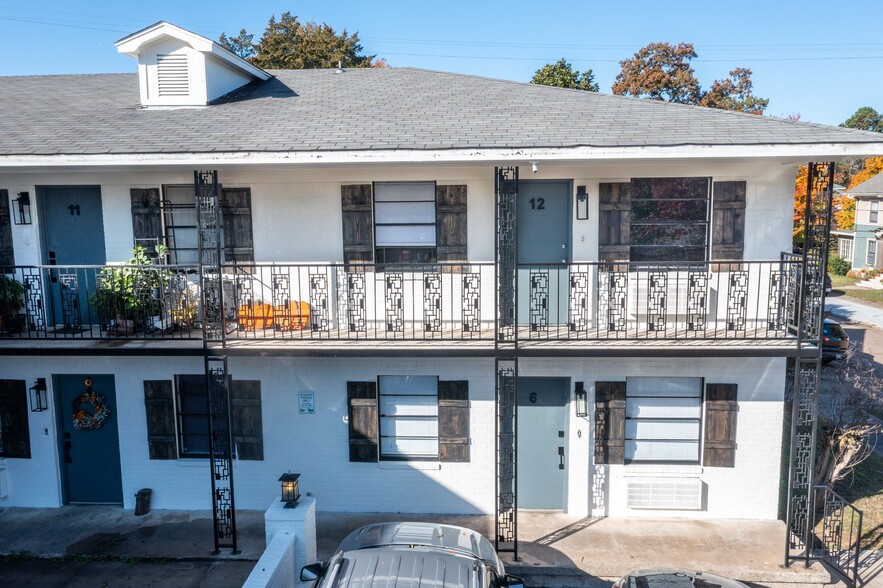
[301,522,525,588]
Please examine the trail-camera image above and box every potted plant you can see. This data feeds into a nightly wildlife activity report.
[91,246,172,335]
[0,274,26,334]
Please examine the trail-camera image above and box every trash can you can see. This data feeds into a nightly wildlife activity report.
[135,488,152,516]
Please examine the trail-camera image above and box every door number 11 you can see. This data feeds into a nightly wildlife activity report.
[68,204,80,216]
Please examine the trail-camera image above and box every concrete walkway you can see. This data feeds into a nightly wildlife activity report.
[826,292,883,327]
[0,506,856,587]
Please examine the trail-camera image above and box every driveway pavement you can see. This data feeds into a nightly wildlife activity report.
[826,291,883,327]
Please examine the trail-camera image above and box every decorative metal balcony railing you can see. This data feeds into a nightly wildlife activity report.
[0,258,802,345]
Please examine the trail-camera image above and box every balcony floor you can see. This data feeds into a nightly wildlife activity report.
[0,323,810,358]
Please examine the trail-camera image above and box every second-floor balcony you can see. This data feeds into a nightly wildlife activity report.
[0,258,807,354]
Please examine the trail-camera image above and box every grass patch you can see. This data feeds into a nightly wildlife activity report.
[835,450,883,550]
[844,289,883,305]
[832,275,859,288]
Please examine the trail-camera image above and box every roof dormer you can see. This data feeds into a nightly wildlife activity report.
[116,21,271,108]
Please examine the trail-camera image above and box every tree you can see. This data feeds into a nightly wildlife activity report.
[219,28,256,60]
[221,12,377,70]
[612,42,701,104]
[612,42,768,114]
[841,106,882,133]
[698,68,769,115]
[793,165,809,243]
[847,155,883,189]
[834,196,856,231]
[531,58,599,92]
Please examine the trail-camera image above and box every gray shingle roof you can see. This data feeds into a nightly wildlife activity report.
[0,68,881,157]
[846,171,883,195]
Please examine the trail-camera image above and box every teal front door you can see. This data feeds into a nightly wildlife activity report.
[37,186,106,329]
[56,375,123,504]
[517,377,568,509]
[517,181,571,328]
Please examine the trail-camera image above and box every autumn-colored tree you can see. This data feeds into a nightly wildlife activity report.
[847,155,883,188]
[612,42,768,114]
[612,42,701,104]
[698,67,769,114]
[221,12,377,70]
[833,196,855,231]
[531,58,599,92]
[793,165,809,242]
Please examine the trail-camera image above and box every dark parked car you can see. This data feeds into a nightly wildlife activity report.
[825,273,832,294]
[301,522,524,588]
[822,318,849,362]
[614,569,750,588]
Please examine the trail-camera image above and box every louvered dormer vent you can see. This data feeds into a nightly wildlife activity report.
[156,54,190,97]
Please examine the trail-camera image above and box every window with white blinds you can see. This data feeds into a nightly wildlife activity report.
[374,182,437,264]
[625,377,702,463]
[379,375,439,460]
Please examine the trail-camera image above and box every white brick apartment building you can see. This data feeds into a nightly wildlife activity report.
[1,22,881,548]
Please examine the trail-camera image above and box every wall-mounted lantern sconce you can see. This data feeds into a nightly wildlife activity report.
[576,186,588,220]
[574,381,588,418]
[279,472,300,509]
[13,192,32,225]
[29,378,48,412]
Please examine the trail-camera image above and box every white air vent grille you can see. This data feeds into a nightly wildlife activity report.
[156,53,190,97]
[627,478,703,510]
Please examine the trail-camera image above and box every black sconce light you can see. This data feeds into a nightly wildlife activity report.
[574,381,588,418]
[13,192,32,225]
[29,378,47,412]
[279,472,300,508]
[576,186,588,220]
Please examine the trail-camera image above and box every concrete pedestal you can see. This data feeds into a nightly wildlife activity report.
[264,496,317,588]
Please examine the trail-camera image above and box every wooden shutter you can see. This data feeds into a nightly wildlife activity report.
[438,380,469,462]
[703,383,738,467]
[594,381,626,465]
[436,185,467,266]
[598,183,630,262]
[341,184,374,266]
[347,381,378,462]
[231,380,263,460]
[0,379,30,459]
[130,188,162,252]
[0,190,13,268]
[712,181,746,261]
[143,380,177,460]
[220,188,255,263]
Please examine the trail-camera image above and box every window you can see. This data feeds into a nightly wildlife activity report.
[624,377,702,463]
[870,200,879,224]
[868,239,878,267]
[838,237,854,262]
[374,182,437,264]
[144,377,263,461]
[379,375,439,460]
[175,375,211,458]
[162,185,199,264]
[0,379,30,459]
[629,178,710,262]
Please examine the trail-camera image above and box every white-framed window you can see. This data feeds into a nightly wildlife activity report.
[379,375,439,460]
[870,200,879,224]
[625,376,702,463]
[374,182,437,264]
[868,239,878,267]
[838,237,854,262]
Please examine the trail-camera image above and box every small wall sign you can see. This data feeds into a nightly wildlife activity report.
[298,391,315,414]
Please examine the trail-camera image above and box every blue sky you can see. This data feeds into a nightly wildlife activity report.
[1,0,881,126]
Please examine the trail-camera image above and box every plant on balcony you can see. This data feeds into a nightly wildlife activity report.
[0,274,26,334]
[90,246,172,335]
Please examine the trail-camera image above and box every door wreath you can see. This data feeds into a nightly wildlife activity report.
[72,378,111,431]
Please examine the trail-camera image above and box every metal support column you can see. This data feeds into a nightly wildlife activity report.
[494,167,519,555]
[196,170,238,554]
[784,162,834,569]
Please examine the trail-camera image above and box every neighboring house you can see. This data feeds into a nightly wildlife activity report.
[0,22,881,530]
[837,173,883,270]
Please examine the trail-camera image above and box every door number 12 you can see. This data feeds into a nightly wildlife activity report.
[529,198,545,210]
